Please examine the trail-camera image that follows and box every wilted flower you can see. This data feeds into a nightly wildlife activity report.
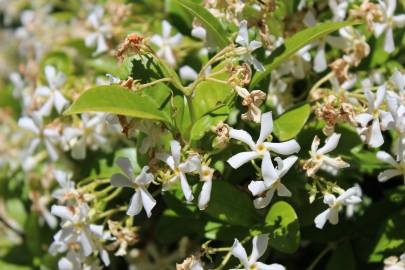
[176,255,204,270]
[384,254,405,270]
[111,158,156,217]
[235,86,266,123]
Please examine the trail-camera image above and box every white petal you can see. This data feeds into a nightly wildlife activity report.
[170,140,182,166]
[253,189,275,209]
[126,191,143,216]
[80,230,94,256]
[383,27,395,53]
[58,257,74,270]
[256,262,285,270]
[227,151,260,169]
[354,113,373,127]
[179,65,198,81]
[314,43,327,73]
[51,205,73,221]
[38,97,54,117]
[231,239,249,269]
[191,26,207,40]
[376,151,397,166]
[261,151,278,186]
[71,136,86,160]
[116,157,134,178]
[156,153,176,170]
[265,140,300,155]
[378,169,402,182]
[229,128,255,150]
[162,20,172,38]
[180,172,194,202]
[85,32,98,47]
[373,23,387,37]
[374,86,386,109]
[328,208,339,225]
[44,139,59,161]
[110,173,132,187]
[249,235,268,264]
[258,112,273,144]
[54,91,69,114]
[236,20,249,46]
[18,117,39,134]
[317,133,341,155]
[393,14,405,27]
[95,34,108,55]
[249,40,262,51]
[163,47,176,66]
[379,110,394,130]
[36,86,51,96]
[314,209,330,229]
[278,156,298,177]
[277,183,292,197]
[45,65,56,85]
[169,33,182,45]
[100,249,110,266]
[369,119,384,148]
[139,187,156,218]
[248,180,268,196]
[179,155,201,173]
[198,179,212,210]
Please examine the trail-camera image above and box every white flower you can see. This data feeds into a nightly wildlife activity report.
[111,158,156,217]
[191,26,207,41]
[376,151,405,183]
[236,20,264,71]
[384,253,405,270]
[278,45,312,79]
[314,186,362,229]
[52,169,77,202]
[36,65,69,116]
[179,65,198,82]
[386,71,405,133]
[63,113,109,160]
[248,155,297,209]
[197,165,214,210]
[227,111,300,170]
[85,6,111,56]
[18,112,60,163]
[304,11,348,72]
[329,0,349,21]
[50,204,110,267]
[231,234,285,270]
[355,81,394,148]
[157,140,200,202]
[303,133,349,177]
[373,0,405,53]
[150,20,182,66]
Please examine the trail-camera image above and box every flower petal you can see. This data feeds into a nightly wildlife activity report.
[139,187,156,218]
[317,133,341,155]
[126,191,143,216]
[180,172,194,202]
[265,140,300,155]
[116,157,134,178]
[231,238,249,269]
[257,112,273,144]
[378,169,402,182]
[110,173,132,187]
[314,209,330,229]
[198,179,212,210]
[227,151,260,169]
[249,234,269,264]
[229,128,255,150]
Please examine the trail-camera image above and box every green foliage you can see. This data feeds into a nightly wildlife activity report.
[273,103,311,141]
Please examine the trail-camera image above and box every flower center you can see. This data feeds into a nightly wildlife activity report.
[256,143,266,154]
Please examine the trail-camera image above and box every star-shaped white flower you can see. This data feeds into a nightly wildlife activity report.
[303,133,349,177]
[376,150,405,183]
[355,81,394,148]
[231,234,285,270]
[197,165,214,210]
[236,20,264,71]
[85,6,111,56]
[314,186,362,229]
[36,65,69,116]
[227,111,301,171]
[52,169,77,202]
[373,0,405,53]
[18,112,60,163]
[150,20,182,66]
[157,140,200,202]
[63,113,109,160]
[248,155,297,209]
[111,157,156,218]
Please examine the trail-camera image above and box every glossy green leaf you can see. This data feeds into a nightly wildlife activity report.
[204,180,259,227]
[251,20,359,87]
[263,201,300,253]
[190,106,229,141]
[273,103,311,141]
[172,0,229,48]
[64,85,171,124]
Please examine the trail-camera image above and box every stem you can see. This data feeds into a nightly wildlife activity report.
[186,95,196,123]
[308,72,334,98]
[136,77,172,91]
[206,77,228,84]
[305,245,334,270]
[95,205,127,221]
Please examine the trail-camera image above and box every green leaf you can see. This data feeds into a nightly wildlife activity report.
[326,241,356,270]
[204,180,259,227]
[191,65,234,119]
[251,20,359,87]
[190,106,229,141]
[273,103,311,141]
[172,0,229,48]
[40,51,73,75]
[263,201,300,253]
[64,85,171,124]
[0,261,31,270]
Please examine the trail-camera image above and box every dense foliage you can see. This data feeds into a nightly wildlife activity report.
[0,0,404,269]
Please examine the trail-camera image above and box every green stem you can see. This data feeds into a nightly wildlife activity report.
[186,95,196,123]
[305,245,334,270]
